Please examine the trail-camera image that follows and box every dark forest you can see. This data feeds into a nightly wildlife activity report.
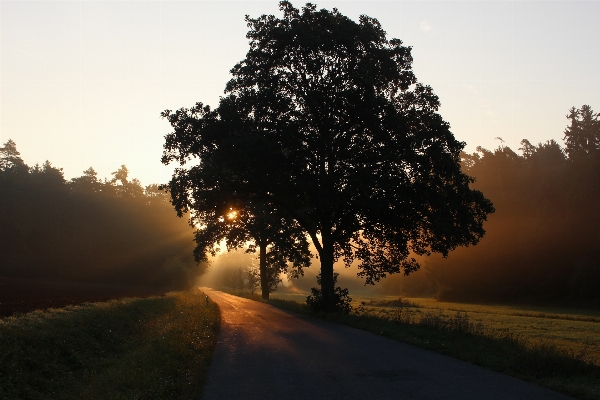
[382,105,600,307]
[0,141,201,293]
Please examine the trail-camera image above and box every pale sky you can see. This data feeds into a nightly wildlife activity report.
[2,0,599,186]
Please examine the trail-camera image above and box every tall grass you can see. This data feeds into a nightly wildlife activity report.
[0,289,220,400]
[347,304,600,399]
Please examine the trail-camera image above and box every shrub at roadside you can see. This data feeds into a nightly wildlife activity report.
[306,273,352,314]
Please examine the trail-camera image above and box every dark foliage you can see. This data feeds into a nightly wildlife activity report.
[161,1,494,311]
[306,273,352,314]
[385,105,600,306]
[0,141,201,294]
[563,105,600,160]
[161,103,312,299]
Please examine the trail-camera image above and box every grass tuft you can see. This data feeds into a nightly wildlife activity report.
[365,297,420,308]
[0,288,220,400]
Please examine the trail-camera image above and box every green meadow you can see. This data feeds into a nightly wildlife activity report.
[250,291,600,400]
[273,292,600,364]
[361,296,600,364]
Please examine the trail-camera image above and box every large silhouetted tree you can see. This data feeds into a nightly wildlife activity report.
[161,2,494,311]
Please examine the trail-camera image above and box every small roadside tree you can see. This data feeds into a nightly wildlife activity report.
[246,267,260,296]
[162,2,494,311]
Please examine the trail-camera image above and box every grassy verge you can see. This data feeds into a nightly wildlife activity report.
[228,290,600,400]
[0,288,220,400]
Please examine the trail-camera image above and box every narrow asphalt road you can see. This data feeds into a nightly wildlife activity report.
[200,288,573,400]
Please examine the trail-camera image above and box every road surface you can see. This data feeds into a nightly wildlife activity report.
[200,289,573,400]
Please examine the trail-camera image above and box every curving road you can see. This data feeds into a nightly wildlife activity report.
[200,289,573,400]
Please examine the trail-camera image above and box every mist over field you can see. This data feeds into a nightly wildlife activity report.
[198,248,375,296]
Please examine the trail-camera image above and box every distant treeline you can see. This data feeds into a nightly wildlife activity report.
[0,140,202,292]
[382,105,600,307]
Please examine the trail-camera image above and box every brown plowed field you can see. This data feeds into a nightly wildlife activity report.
[0,277,161,317]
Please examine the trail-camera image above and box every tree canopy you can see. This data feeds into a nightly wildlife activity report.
[563,105,600,160]
[162,100,311,299]
[162,1,494,311]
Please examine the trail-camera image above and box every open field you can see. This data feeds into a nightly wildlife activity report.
[273,291,600,365]
[363,296,600,365]
[229,289,599,399]
[359,295,600,365]
[0,289,220,400]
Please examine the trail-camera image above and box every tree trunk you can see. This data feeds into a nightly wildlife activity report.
[319,229,335,311]
[259,238,269,300]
